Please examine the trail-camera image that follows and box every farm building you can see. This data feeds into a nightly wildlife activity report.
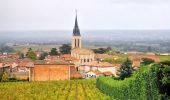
[30,60,76,81]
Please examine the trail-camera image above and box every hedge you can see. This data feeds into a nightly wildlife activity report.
[96,64,160,100]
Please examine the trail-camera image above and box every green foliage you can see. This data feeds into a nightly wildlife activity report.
[103,54,128,64]
[1,71,9,82]
[49,48,59,55]
[59,44,71,54]
[16,51,24,59]
[0,45,15,53]
[96,64,160,100]
[39,52,48,60]
[26,48,37,60]
[0,79,110,100]
[141,58,155,65]
[157,55,170,62]
[119,58,133,80]
[92,47,112,54]
[158,61,170,99]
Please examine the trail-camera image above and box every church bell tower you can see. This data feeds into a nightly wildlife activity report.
[72,11,81,49]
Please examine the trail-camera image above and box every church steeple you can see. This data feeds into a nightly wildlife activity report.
[72,11,82,49]
[73,11,81,36]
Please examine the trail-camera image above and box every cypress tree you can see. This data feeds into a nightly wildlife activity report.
[119,58,133,80]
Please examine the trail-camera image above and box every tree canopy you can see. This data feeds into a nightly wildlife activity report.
[119,58,133,80]
[0,45,14,53]
[92,47,112,54]
[26,48,37,60]
[49,48,59,56]
[141,58,155,65]
[39,52,48,60]
[59,44,71,54]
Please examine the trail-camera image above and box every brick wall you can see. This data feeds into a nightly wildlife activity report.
[31,64,70,81]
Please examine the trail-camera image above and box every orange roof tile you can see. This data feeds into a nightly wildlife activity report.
[132,60,141,68]
[103,71,113,76]
[92,70,102,75]
[84,61,114,67]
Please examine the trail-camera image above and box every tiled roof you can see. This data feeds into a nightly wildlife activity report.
[92,70,102,75]
[95,54,113,59]
[84,61,114,67]
[60,54,71,58]
[60,54,78,62]
[103,71,113,76]
[113,64,122,69]
[35,58,73,65]
[71,48,94,55]
[132,60,141,68]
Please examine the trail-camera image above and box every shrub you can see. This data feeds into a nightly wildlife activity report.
[1,71,9,82]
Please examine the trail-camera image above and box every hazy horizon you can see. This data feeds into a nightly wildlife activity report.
[0,30,170,44]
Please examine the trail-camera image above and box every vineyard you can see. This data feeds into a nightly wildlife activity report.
[0,79,110,100]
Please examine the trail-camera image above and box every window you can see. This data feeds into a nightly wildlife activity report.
[84,59,86,63]
[75,39,76,47]
[78,39,79,47]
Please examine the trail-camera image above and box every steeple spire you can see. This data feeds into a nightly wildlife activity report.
[73,10,80,36]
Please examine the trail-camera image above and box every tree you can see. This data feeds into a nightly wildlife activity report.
[119,58,133,80]
[39,52,48,60]
[92,48,107,54]
[49,48,59,56]
[158,61,170,99]
[106,46,112,52]
[1,71,9,82]
[17,51,24,59]
[141,58,155,65]
[0,45,15,53]
[26,48,37,60]
[59,44,71,54]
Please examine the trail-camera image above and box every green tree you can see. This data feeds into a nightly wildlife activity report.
[92,48,107,54]
[49,48,59,56]
[141,58,155,65]
[0,45,14,53]
[158,61,170,99]
[59,44,71,54]
[1,71,9,82]
[39,52,48,60]
[26,48,37,60]
[17,51,24,59]
[119,58,133,80]
[106,46,112,52]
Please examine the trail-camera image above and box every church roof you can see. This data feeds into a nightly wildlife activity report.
[73,12,81,36]
[71,48,94,55]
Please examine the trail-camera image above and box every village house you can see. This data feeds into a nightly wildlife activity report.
[29,59,76,81]
[81,61,117,77]
[85,69,103,78]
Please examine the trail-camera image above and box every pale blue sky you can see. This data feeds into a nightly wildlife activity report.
[0,0,170,31]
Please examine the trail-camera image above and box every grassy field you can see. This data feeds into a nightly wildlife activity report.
[0,79,110,100]
[103,54,128,64]
[157,55,170,61]
[11,45,62,54]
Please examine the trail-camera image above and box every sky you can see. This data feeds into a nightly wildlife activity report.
[0,0,170,31]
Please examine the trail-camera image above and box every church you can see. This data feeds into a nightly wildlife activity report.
[71,13,95,67]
